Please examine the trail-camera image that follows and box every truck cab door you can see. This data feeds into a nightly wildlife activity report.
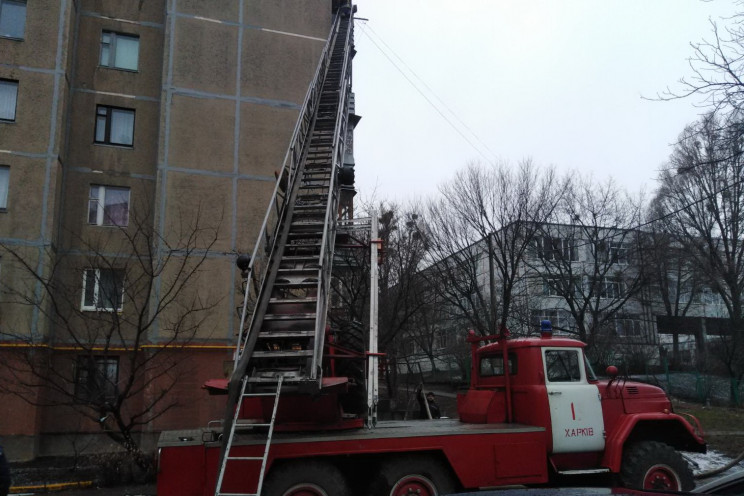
[543,347,605,453]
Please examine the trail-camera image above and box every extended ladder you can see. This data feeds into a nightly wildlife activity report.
[214,376,284,496]
[215,9,355,496]
[232,12,352,389]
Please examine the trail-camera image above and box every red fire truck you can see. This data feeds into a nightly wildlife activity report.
[157,325,705,496]
[156,5,705,495]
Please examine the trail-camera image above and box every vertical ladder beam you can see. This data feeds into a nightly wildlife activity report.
[255,376,283,496]
[215,377,250,496]
[309,16,353,381]
[367,213,379,427]
[214,377,284,496]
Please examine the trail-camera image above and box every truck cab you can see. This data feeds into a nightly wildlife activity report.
[457,324,706,490]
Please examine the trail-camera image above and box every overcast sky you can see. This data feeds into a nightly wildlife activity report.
[351,0,739,203]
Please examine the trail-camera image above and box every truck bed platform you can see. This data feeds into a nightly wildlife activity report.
[159,418,544,447]
[158,419,549,495]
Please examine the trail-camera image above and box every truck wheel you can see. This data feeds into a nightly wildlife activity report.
[263,460,349,496]
[369,455,457,496]
[620,441,694,491]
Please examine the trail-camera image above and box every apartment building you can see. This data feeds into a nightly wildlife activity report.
[0,0,348,460]
[400,222,719,376]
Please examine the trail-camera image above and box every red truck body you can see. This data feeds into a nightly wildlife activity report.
[156,332,705,496]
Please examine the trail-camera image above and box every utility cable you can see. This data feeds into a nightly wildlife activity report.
[361,22,500,163]
[356,22,495,165]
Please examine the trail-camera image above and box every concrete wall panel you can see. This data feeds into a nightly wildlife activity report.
[0,156,47,238]
[239,103,298,177]
[236,178,274,253]
[74,17,164,99]
[58,172,155,251]
[242,29,324,103]
[164,172,232,253]
[0,70,56,154]
[168,95,235,172]
[66,92,159,176]
[172,18,238,95]
[246,0,331,38]
[177,0,239,22]
[0,0,66,69]
[79,1,166,24]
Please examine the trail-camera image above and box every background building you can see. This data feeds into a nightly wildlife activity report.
[0,0,350,460]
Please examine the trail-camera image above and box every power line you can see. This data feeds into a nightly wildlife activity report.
[361,22,500,163]
[356,21,496,165]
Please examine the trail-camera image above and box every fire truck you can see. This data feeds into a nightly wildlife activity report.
[156,4,706,495]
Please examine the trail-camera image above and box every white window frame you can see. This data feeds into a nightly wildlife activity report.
[598,277,622,299]
[536,236,577,262]
[0,0,26,40]
[88,185,130,226]
[543,277,561,297]
[0,79,18,122]
[99,31,140,71]
[608,241,629,265]
[0,165,8,210]
[81,268,125,312]
[615,315,644,339]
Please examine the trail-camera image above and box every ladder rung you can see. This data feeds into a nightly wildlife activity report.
[259,330,315,339]
[234,423,271,429]
[269,297,317,303]
[253,350,313,357]
[264,313,316,320]
[227,456,263,461]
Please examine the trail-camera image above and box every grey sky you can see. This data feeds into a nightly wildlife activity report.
[352,0,738,202]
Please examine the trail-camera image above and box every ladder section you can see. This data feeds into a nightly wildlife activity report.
[236,13,353,386]
[215,377,284,496]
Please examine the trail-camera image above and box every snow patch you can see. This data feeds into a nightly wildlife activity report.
[684,449,743,474]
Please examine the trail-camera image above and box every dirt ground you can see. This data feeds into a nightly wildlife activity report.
[674,398,744,458]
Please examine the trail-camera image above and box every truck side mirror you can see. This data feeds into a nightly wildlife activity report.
[606,365,618,379]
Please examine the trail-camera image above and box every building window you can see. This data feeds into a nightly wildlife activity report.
[95,105,134,146]
[100,31,139,71]
[0,79,18,121]
[542,276,580,297]
[615,316,644,339]
[542,277,561,297]
[75,356,118,403]
[88,185,130,226]
[0,166,8,210]
[81,268,125,311]
[597,277,622,299]
[0,0,26,40]
[608,241,629,264]
[536,236,577,261]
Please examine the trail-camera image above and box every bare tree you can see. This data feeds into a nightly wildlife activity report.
[0,207,221,468]
[641,201,706,368]
[526,176,646,355]
[425,161,561,336]
[654,113,744,401]
[372,203,431,400]
[660,9,744,117]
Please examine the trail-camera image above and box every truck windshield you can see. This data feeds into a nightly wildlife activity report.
[584,355,598,381]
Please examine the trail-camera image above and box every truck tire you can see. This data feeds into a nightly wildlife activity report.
[620,440,694,491]
[263,460,349,496]
[369,455,457,496]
